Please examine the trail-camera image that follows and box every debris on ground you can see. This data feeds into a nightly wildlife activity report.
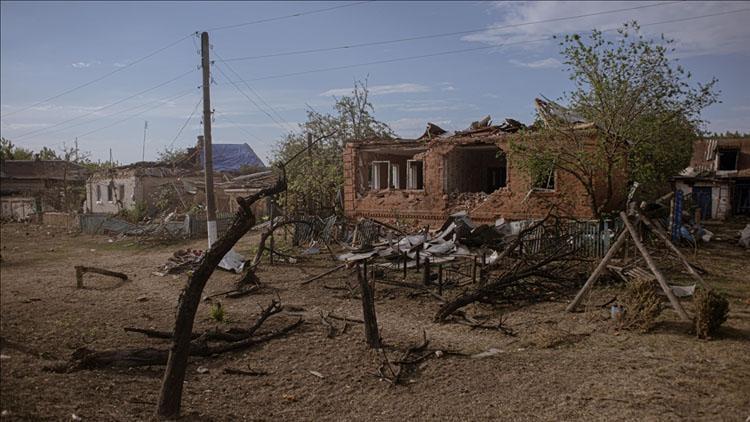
[154,249,205,276]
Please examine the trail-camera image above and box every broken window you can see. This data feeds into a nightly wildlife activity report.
[107,184,113,202]
[370,161,390,190]
[96,185,101,202]
[118,185,125,202]
[717,149,738,171]
[444,145,506,194]
[533,168,556,191]
[407,160,424,190]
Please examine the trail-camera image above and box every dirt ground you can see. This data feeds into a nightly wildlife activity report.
[1,220,749,421]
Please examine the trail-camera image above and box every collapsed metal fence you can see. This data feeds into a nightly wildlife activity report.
[519,218,623,258]
[79,212,236,238]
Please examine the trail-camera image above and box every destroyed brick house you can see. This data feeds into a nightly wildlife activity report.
[672,136,750,220]
[1,159,89,219]
[343,112,628,226]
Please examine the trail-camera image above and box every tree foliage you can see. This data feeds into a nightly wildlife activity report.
[513,22,719,216]
[0,137,34,160]
[272,79,393,216]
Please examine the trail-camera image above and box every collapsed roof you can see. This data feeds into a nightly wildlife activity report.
[417,116,527,140]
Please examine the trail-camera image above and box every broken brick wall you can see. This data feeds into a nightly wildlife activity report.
[344,134,616,225]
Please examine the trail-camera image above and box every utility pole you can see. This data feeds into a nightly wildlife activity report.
[109,148,113,167]
[74,138,79,162]
[201,31,217,247]
[141,121,149,162]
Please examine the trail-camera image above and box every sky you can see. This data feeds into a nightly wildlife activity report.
[1,1,749,165]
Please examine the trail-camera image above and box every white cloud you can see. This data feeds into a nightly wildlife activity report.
[113,62,127,68]
[320,83,430,97]
[463,1,750,57]
[509,57,562,69]
[441,85,457,91]
[379,99,476,113]
[71,60,100,69]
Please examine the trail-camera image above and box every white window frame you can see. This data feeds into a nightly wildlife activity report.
[371,161,391,190]
[406,160,424,190]
[391,164,400,189]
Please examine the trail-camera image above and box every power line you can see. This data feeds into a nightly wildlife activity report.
[219,1,681,62]
[168,97,203,149]
[219,8,750,83]
[212,62,296,134]
[206,1,373,32]
[213,49,296,133]
[75,89,197,140]
[2,33,194,118]
[13,68,198,141]
[213,111,265,144]
[11,84,201,142]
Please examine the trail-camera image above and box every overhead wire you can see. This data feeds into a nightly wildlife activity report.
[205,1,373,32]
[75,88,198,140]
[212,49,296,133]
[213,111,265,144]
[167,96,203,149]
[13,68,198,141]
[2,33,194,118]
[219,1,682,62]
[218,8,750,83]
[212,61,296,135]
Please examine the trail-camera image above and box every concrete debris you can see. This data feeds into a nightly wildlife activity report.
[155,249,205,276]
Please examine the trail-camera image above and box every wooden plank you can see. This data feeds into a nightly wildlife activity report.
[566,226,629,312]
[639,213,710,289]
[621,212,690,321]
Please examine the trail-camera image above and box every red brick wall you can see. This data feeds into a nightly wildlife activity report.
[343,134,620,225]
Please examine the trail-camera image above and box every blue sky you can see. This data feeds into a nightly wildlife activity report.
[2,1,749,164]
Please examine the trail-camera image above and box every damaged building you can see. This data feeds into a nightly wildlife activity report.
[1,159,89,219]
[84,162,230,215]
[343,113,625,225]
[672,136,750,220]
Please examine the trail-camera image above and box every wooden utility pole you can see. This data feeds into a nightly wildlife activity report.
[200,31,217,247]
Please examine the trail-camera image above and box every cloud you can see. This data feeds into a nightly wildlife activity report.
[320,83,430,97]
[71,60,101,69]
[463,1,750,57]
[509,57,562,69]
[113,62,127,68]
[379,99,477,113]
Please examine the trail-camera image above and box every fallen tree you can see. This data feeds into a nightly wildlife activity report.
[435,216,584,322]
[156,167,288,419]
[47,300,302,372]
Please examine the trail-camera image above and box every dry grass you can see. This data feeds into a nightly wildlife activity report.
[619,277,663,332]
[693,288,729,339]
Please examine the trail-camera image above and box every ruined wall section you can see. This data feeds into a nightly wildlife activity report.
[344,134,610,225]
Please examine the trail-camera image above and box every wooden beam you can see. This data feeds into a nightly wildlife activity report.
[621,212,690,321]
[639,212,710,289]
[566,226,629,312]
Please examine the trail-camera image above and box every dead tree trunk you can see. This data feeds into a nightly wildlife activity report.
[358,261,380,348]
[156,171,286,420]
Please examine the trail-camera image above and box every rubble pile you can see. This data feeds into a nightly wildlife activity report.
[448,192,488,213]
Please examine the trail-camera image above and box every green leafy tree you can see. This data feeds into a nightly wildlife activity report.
[0,137,34,160]
[157,146,191,164]
[37,146,60,160]
[513,22,719,216]
[272,79,393,216]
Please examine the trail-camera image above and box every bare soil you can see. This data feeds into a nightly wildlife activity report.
[1,221,749,421]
